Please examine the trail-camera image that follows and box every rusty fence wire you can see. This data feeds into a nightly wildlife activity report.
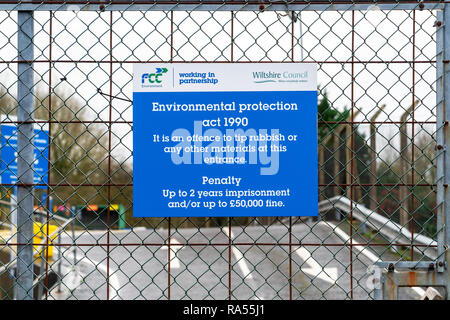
[0,0,448,300]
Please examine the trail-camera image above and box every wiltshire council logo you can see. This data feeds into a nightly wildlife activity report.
[141,68,168,88]
[252,70,308,84]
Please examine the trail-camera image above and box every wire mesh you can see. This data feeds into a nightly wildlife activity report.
[0,1,446,300]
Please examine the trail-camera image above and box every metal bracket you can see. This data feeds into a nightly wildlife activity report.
[374,261,447,300]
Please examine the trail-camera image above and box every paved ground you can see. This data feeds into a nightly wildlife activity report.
[48,221,422,300]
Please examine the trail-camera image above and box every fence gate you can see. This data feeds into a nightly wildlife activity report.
[0,0,448,300]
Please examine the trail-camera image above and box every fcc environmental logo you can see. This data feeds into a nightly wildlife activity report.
[141,68,168,88]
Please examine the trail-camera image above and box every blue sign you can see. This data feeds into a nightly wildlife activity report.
[1,120,49,189]
[133,63,318,217]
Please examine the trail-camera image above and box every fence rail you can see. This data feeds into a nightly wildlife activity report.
[0,1,446,11]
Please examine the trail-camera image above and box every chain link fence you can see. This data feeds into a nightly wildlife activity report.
[0,0,448,300]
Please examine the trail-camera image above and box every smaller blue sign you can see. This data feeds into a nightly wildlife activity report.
[1,122,49,189]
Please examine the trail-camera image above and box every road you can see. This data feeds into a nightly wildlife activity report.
[49,221,422,300]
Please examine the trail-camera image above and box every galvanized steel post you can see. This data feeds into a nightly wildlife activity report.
[369,104,386,211]
[399,100,418,230]
[443,2,450,299]
[16,10,35,300]
[436,1,449,299]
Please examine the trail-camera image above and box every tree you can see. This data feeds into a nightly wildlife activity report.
[318,90,372,205]
[0,85,132,208]
[318,90,350,142]
[376,131,436,237]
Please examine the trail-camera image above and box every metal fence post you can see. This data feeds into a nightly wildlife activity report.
[399,101,417,229]
[442,2,450,299]
[373,266,382,300]
[369,104,386,211]
[436,1,450,299]
[16,10,35,300]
